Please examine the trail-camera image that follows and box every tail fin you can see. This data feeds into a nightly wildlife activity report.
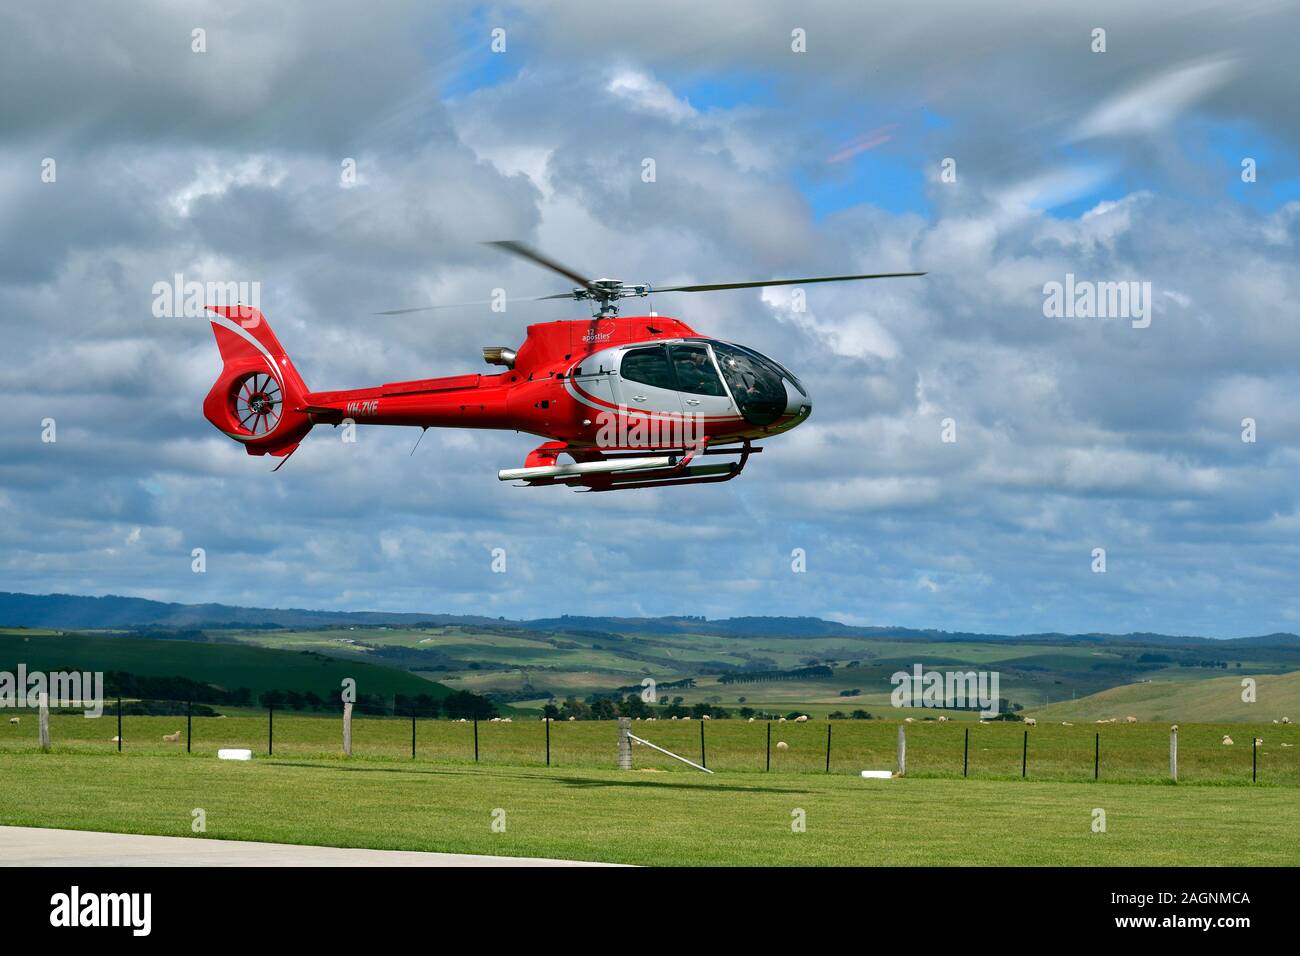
[202,305,313,456]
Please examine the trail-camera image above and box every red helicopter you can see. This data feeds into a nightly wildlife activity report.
[202,242,923,491]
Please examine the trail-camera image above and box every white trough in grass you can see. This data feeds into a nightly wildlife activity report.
[860,770,893,779]
[218,749,253,761]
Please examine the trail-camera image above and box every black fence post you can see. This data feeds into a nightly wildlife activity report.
[1094,733,1100,781]
[963,727,969,778]
[473,718,479,763]
[186,700,192,754]
[766,721,771,771]
[825,723,832,773]
[545,717,551,767]
[700,720,706,769]
[116,698,122,752]
[411,713,416,759]
[268,706,273,756]
[1253,736,1257,783]
[1022,730,1028,778]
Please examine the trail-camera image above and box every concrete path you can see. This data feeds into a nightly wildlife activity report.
[0,826,616,867]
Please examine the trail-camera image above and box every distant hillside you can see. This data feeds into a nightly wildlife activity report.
[4,590,1300,649]
[1030,671,1300,723]
[0,630,453,705]
[0,592,501,630]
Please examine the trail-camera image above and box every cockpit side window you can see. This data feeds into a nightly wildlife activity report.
[711,341,787,426]
[670,344,726,397]
[620,345,676,390]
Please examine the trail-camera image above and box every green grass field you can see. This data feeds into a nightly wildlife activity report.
[1,751,1297,866]
[3,713,1296,785]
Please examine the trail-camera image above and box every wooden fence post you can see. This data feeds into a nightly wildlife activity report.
[618,717,632,770]
[342,701,352,756]
[38,692,50,751]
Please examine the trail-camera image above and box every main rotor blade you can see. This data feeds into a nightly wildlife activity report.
[376,292,574,316]
[650,272,927,294]
[485,240,597,291]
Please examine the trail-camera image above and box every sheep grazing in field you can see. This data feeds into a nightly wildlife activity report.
[1222,735,1234,746]
[702,715,711,720]
[1024,718,1037,727]
[979,719,989,725]
[1255,738,1264,746]
[937,716,949,723]
[1273,719,1280,724]
[566,716,576,721]
[1125,716,1138,724]
[776,741,789,750]
[794,715,808,723]
[162,730,181,743]
[500,718,512,723]
[778,717,787,723]
[110,736,121,743]
[1283,743,1293,748]
[1283,717,1292,724]
[1062,721,1073,727]
[8,717,18,725]
[747,717,756,723]
[904,717,914,724]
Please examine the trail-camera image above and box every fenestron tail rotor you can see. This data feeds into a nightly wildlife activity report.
[233,372,282,436]
[378,240,925,317]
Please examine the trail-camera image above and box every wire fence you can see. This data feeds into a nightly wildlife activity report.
[2,701,1297,786]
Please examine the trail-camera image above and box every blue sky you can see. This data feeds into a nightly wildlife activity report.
[4,0,1300,638]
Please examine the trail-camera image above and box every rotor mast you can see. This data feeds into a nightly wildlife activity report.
[569,279,649,317]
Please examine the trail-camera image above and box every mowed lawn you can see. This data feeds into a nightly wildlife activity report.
[0,752,1297,866]
[3,714,1298,786]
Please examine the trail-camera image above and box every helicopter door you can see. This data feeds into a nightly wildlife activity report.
[614,344,686,426]
[668,343,735,422]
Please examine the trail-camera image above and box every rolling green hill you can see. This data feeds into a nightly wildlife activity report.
[0,629,452,704]
[1030,670,1300,723]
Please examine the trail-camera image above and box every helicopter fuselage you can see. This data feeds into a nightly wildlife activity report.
[203,306,810,489]
[303,314,812,449]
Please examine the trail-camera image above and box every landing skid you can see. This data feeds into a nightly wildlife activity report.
[499,441,761,491]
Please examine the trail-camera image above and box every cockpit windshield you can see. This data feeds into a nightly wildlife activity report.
[709,341,789,426]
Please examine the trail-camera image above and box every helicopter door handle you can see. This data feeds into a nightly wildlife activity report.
[684,399,701,406]
[631,394,648,402]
